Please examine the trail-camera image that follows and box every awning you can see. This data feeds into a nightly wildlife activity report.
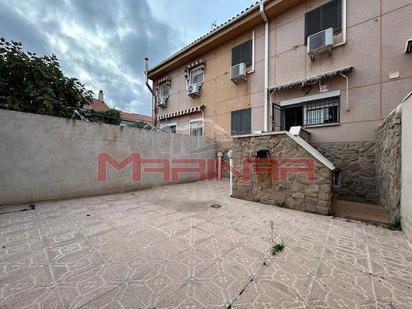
[269,65,354,93]
[157,105,204,121]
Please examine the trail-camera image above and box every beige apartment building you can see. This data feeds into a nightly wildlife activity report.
[147,0,412,203]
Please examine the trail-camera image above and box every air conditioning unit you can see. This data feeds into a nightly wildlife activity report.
[307,28,334,60]
[156,96,168,108]
[187,83,201,96]
[230,63,247,83]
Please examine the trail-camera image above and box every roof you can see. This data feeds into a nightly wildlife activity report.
[86,99,152,123]
[120,111,152,123]
[269,66,354,93]
[148,0,304,80]
[86,99,110,112]
[149,1,260,73]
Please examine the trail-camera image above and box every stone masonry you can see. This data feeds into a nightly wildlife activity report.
[314,142,378,203]
[376,104,402,225]
[232,133,333,215]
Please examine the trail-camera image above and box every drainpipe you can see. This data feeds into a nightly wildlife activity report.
[217,151,223,180]
[248,29,256,74]
[260,1,269,132]
[334,0,347,48]
[228,150,233,196]
[144,58,156,125]
[340,72,350,111]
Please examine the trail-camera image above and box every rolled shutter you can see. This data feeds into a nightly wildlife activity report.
[305,8,321,42]
[231,111,240,135]
[241,109,251,134]
[322,0,342,33]
[232,45,241,66]
[241,40,252,66]
[304,0,342,42]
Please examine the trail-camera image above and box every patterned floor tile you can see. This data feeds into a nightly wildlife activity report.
[368,244,412,287]
[232,276,309,308]
[372,276,412,308]
[1,180,412,308]
[305,274,375,308]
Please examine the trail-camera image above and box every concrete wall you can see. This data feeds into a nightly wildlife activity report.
[376,104,402,225]
[401,94,412,241]
[0,110,216,206]
[154,0,412,145]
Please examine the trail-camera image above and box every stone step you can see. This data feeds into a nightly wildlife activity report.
[332,199,390,227]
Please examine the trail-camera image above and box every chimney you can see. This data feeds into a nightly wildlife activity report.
[98,90,104,101]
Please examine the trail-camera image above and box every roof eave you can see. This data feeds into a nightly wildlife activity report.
[148,0,305,80]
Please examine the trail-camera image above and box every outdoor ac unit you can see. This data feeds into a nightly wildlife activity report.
[187,83,201,96]
[230,63,247,83]
[307,28,334,60]
[156,96,168,108]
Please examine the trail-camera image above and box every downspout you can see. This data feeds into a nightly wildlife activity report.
[334,0,347,48]
[248,29,256,74]
[144,58,156,125]
[228,150,233,196]
[260,1,269,132]
[340,72,350,111]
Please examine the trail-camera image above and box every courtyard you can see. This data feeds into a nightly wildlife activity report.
[1,180,412,308]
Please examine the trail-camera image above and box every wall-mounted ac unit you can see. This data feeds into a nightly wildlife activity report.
[157,96,168,108]
[187,83,201,96]
[230,63,247,83]
[307,28,333,60]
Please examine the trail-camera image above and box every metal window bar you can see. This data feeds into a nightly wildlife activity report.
[305,98,339,126]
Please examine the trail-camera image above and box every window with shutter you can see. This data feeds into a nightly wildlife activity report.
[231,108,251,135]
[304,0,342,43]
[232,40,252,67]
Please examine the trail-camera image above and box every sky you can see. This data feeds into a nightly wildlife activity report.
[0,0,256,115]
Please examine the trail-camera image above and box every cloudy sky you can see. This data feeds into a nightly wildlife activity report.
[0,0,256,115]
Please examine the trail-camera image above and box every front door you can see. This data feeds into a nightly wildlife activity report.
[284,106,303,131]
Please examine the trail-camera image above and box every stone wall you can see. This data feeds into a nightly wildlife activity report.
[232,133,333,215]
[314,142,378,203]
[0,109,216,206]
[376,104,402,225]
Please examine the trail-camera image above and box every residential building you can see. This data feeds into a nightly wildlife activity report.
[147,0,412,203]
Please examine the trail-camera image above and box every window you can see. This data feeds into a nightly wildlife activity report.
[158,83,169,98]
[190,120,203,137]
[305,0,342,42]
[231,108,251,135]
[168,125,177,134]
[189,67,204,85]
[333,170,342,188]
[161,124,176,134]
[305,97,339,126]
[232,40,252,67]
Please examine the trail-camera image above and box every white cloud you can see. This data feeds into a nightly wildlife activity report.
[0,0,256,115]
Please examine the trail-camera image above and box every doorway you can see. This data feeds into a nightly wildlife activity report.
[283,106,303,131]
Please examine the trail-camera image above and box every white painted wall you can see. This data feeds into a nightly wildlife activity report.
[0,110,216,206]
[401,94,412,243]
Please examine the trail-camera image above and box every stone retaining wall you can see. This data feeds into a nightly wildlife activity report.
[232,133,333,215]
[314,142,378,203]
[376,104,402,225]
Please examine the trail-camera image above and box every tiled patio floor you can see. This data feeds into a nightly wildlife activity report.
[1,180,412,308]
